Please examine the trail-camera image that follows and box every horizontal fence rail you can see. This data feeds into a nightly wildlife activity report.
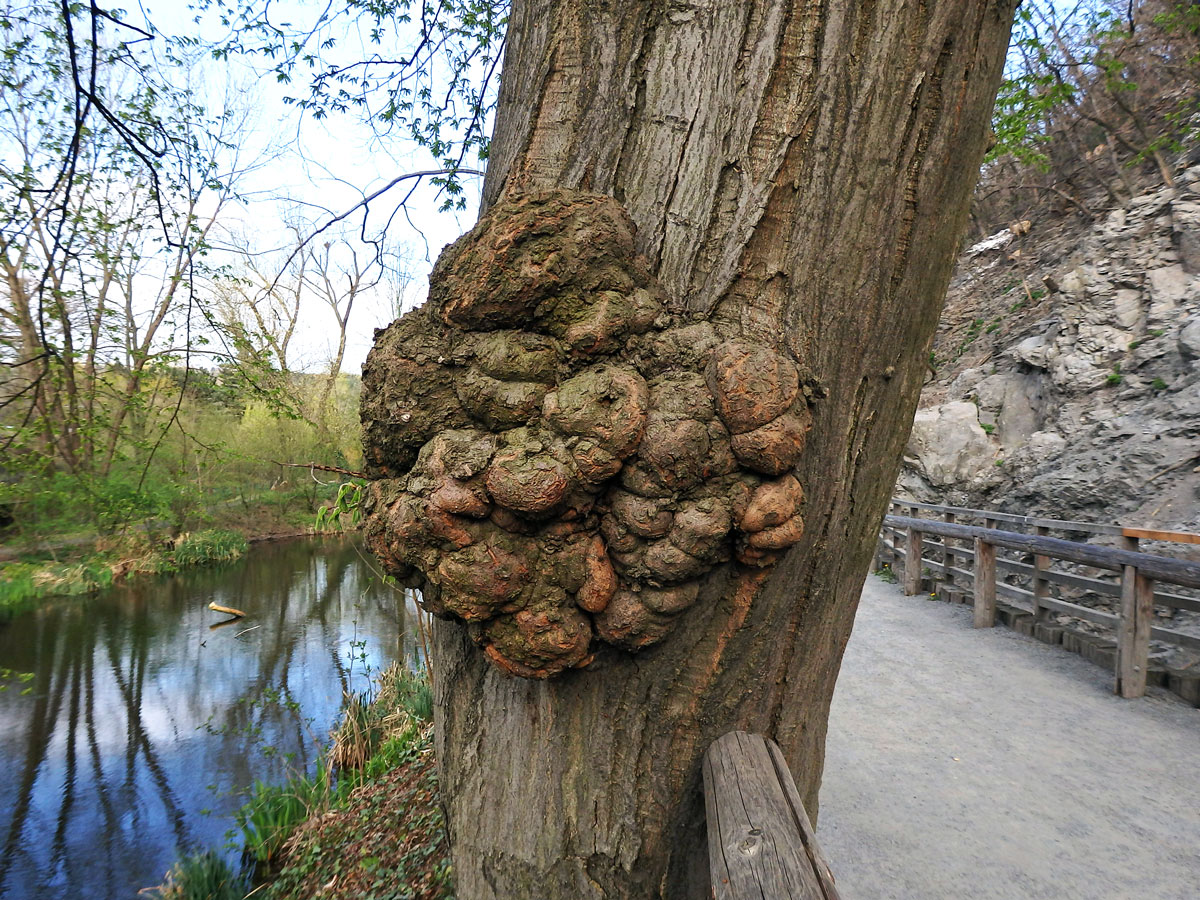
[877,500,1200,702]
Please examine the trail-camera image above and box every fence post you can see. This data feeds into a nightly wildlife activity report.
[941,510,956,599]
[890,502,903,569]
[903,512,924,597]
[1115,534,1151,699]
[973,532,997,628]
[1031,524,1050,625]
[1115,565,1154,698]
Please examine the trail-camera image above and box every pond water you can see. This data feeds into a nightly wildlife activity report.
[0,538,419,900]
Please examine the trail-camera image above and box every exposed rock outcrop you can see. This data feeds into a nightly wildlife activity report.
[902,172,1200,535]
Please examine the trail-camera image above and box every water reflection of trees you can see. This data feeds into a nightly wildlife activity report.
[0,539,410,900]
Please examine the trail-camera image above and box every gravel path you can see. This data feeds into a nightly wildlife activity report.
[817,575,1200,900]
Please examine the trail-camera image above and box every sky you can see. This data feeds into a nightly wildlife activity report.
[147,0,491,375]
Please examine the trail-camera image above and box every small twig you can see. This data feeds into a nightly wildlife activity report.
[274,461,367,479]
[273,167,485,278]
[234,624,262,638]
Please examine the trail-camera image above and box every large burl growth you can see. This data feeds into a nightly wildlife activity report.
[361,191,814,678]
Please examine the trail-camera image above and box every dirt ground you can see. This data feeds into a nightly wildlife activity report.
[817,576,1200,900]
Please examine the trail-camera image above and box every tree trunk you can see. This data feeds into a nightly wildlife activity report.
[372,1,1016,897]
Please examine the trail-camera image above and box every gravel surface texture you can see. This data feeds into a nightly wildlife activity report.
[818,575,1200,900]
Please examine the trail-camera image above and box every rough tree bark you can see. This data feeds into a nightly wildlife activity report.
[361,1,1017,897]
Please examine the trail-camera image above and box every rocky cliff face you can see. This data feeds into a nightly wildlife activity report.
[901,170,1200,535]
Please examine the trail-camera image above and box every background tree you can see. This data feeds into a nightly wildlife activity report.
[980,0,1200,232]
[0,1,399,541]
[0,2,255,516]
[215,223,310,376]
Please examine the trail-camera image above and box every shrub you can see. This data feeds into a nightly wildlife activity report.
[0,559,114,613]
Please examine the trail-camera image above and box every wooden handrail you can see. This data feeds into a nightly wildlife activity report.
[890,498,1125,536]
[877,511,1200,701]
[704,731,841,900]
[889,498,1200,546]
[884,515,1200,589]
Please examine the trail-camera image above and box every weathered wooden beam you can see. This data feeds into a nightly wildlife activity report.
[703,731,841,900]
[904,523,924,596]
[1116,567,1154,699]
[883,516,1200,589]
[973,536,996,628]
[1031,525,1050,627]
[888,499,1126,536]
[1122,526,1200,545]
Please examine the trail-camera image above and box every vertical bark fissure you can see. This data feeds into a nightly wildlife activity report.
[890,36,954,293]
[653,111,701,272]
[610,16,656,209]
[853,0,878,62]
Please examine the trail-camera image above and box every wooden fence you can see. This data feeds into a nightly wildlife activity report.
[876,499,1200,702]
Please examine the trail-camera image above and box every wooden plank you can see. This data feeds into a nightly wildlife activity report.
[1116,569,1154,699]
[1025,516,1124,537]
[1149,625,1200,653]
[704,732,840,900]
[764,740,842,898]
[892,500,1200,545]
[1037,595,1118,627]
[993,582,1120,626]
[974,537,996,628]
[1123,526,1200,545]
[1155,591,1200,614]
[997,558,1121,598]
[995,581,1034,605]
[903,527,924,596]
[946,565,975,584]
[992,556,1199,610]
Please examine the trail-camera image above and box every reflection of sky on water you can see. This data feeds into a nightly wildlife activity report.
[0,538,419,900]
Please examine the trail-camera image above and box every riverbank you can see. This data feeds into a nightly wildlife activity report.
[0,529,247,617]
[149,663,451,900]
[0,504,343,618]
[262,725,452,900]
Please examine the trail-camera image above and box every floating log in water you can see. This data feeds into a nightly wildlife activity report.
[208,601,246,618]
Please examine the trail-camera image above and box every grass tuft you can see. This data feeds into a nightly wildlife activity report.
[328,663,432,773]
[146,850,251,900]
[237,769,353,866]
[0,529,248,615]
[172,530,249,568]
